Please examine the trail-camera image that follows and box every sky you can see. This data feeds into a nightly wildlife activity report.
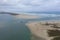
[0,0,60,12]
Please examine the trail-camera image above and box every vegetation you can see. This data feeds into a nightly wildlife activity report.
[0,12,19,15]
[47,30,60,37]
[52,37,60,40]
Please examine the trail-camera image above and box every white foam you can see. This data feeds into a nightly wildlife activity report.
[21,13,60,18]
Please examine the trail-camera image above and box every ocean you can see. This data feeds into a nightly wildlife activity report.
[0,12,60,40]
[0,14,31,40]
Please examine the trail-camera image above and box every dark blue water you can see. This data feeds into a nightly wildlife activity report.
[0,14,31,40]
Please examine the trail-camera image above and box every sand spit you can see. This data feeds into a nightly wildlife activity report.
[26,21,60,40]
[13,14,40,19]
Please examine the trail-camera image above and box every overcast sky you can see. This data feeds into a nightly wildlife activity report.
[0,0,60,12]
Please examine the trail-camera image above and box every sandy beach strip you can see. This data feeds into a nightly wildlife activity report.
[13,14,40,19]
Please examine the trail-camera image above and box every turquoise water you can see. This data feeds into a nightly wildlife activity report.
[0,14,31,40]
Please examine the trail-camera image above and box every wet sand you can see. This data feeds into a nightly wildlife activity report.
[26,21,60,40]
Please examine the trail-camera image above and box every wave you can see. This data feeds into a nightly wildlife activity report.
[22,13,60,18]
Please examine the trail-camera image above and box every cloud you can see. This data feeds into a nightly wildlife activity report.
[0,0,60,12]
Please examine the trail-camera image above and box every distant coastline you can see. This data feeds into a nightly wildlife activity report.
[0,12,19,15]
[0,12,40,19]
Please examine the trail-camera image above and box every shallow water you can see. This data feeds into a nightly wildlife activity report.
[0,14,31,40]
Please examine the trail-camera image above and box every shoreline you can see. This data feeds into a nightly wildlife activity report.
[26,20,60,40]
[13,14,40,19]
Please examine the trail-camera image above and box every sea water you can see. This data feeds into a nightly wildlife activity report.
[0,12,60,40]
[0,14,31,40]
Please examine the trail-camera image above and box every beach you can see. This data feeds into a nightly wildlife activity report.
[13,14,40,19]
[26,21,60,40]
